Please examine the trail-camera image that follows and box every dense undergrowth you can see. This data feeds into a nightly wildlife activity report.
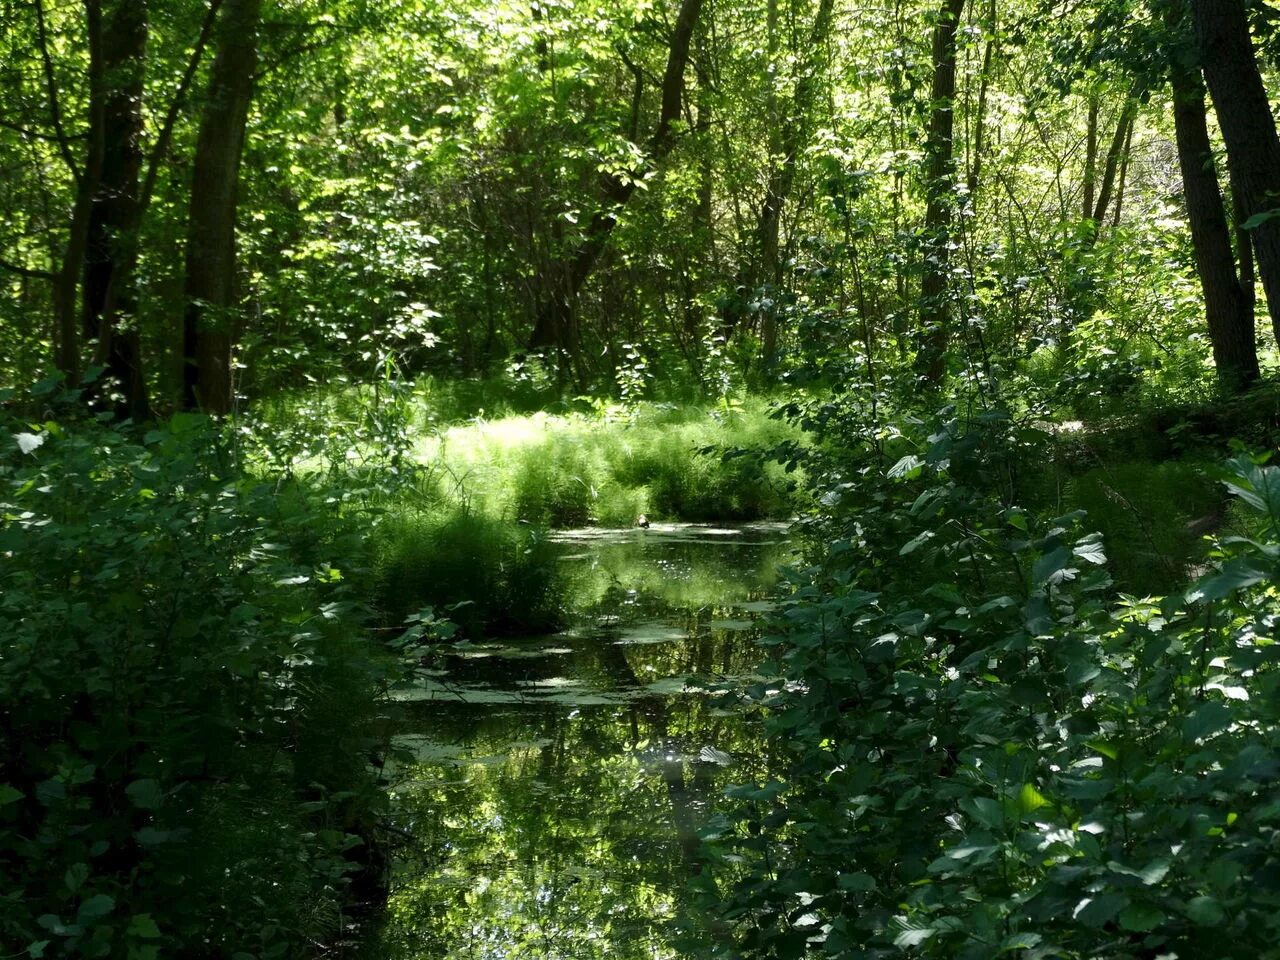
[696,387,1280,959]
[0,392,414,958]
[12,361,1280,959]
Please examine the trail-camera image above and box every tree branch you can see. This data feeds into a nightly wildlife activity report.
[34,0,82,183]
[0,255,56,281]
[0,117,87,143]
[139,0,224,218]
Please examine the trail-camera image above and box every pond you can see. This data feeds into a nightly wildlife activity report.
[373,522,793,958]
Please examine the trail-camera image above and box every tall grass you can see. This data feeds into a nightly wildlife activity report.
[372,507,567,635]
[414,398,804,527]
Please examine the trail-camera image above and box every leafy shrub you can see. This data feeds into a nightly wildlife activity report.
[0,409,394,958]
[700,407,1280,959]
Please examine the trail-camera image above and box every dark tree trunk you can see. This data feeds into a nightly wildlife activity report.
[1232,177,1257,318]
[917,0,966,383]
[1170,56,1258,389]
[1193,0,1280,346]
[529,0,704,366]
[182,0,262,414]
[83,0,149,419]
[1082,94,1099,222]
[756,0,835,363]
[47,0,106,384]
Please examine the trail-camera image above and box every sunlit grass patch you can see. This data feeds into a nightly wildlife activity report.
[412,398,804,526]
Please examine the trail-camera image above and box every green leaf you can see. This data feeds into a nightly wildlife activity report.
[1033,545,1074,585]
[1088,739,1119,760]
[1186,895,1225,926]
[1241,209,1280,230]
[127,914,162,939]
[1073,535,1107,565]
[1119,902,1164,932]
[1191,557,1271,602]
[125,779,163,811]
[888,455,924,480]
[889,916,937,947]
[77,894,115,921]
[1184,701,1233,742]
[837,872,876,892]
[0,784,23,806]
[1075,893,1128,928]
[962,796,1005,829]
[998,931,1042,952]
[899,530,934,555]
[64,863,88,893]
[1017,783,1048,815]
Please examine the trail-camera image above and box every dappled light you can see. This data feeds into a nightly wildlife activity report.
[9,0,1280,956]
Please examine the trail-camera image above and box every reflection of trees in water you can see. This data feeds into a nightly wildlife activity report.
[382,689,768,957]
[378,526,787,958]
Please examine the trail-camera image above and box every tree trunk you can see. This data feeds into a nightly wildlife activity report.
[1232,178,1257,319]
[1082,94,1099,222]
[756,0,836,364]
[182,0,262,414]
[966,0,997,210]
[1170,53,1258,389]
[49,0,107,384]
[529,0,704,366]
[1090,92,1139,227]
[1193,0,1280,346]
[83,0,148,419]
[917,0,966,383]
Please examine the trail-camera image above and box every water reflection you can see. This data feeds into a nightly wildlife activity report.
[375,523,790,958]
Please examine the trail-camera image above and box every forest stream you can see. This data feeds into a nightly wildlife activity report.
[373,523,793,958]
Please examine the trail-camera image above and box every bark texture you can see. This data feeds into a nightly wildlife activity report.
[1170,55,1258,388]
[917,0,966,383]
[83,0,149,419]
[1193,0,1280,346]
[182,0,262,413]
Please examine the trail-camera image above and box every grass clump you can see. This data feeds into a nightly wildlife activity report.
[372,507,566,635]
[416,398,804,527]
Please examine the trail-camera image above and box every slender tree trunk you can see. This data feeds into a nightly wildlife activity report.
[756,0,835,364]
[529,0,704,365]
[917,0,966,383]
[1193,0,1280,345]
[1232,179,1257,320]
[1091,93,1138,227]
[1170,54,1258,389]
[50,0,107,384]
[182,0,262,413]
[966,0,996,210]
[1110,115,1134,229]
[83,0,148,419]
[1082,94,1099,222]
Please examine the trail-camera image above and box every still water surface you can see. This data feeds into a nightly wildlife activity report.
[376,522,791,958]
